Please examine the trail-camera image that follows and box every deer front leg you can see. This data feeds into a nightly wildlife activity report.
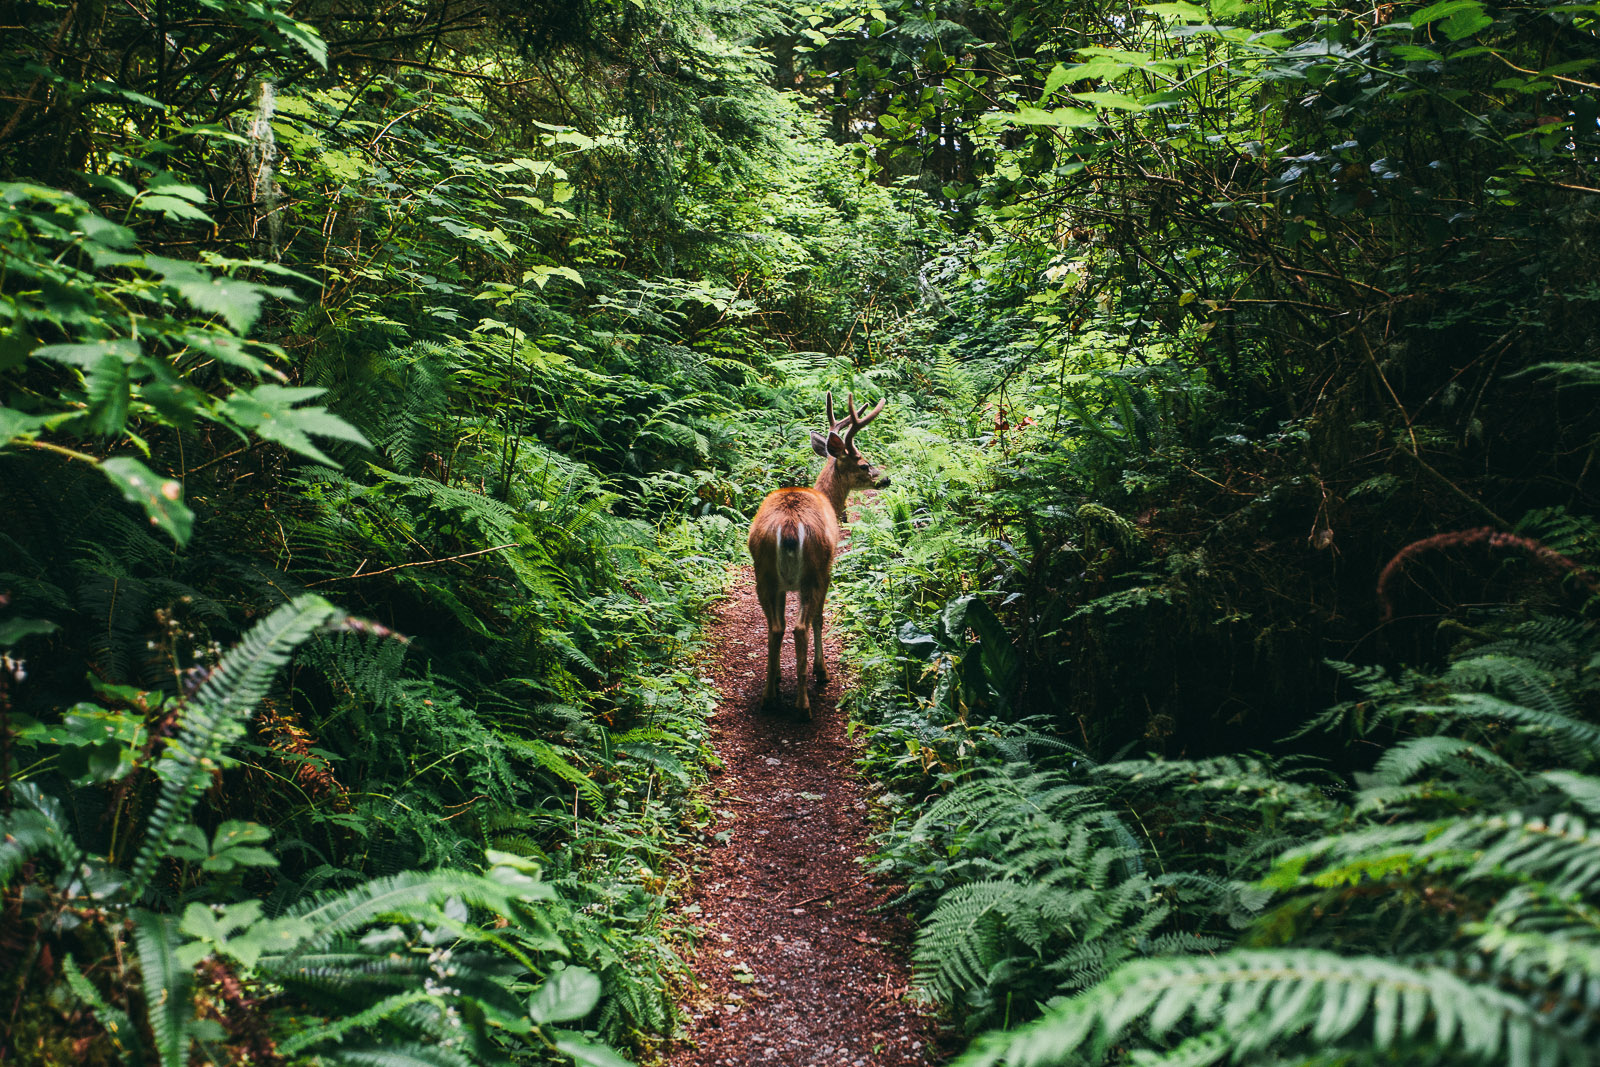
[813,617,827,684]
[812,578,830,685]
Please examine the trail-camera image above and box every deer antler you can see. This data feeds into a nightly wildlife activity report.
[823,390,886,448]
[840,391,886,448]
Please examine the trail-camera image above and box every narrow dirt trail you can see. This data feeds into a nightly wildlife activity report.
[668,566,936,1067]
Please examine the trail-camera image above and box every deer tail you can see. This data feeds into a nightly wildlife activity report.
[777,520,805,587]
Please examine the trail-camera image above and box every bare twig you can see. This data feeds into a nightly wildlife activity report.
[305,542,520,586]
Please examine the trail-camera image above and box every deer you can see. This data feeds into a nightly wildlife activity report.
[747,391,889,718]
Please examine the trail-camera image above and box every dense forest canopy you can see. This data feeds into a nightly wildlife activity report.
[2,0,1600,1064]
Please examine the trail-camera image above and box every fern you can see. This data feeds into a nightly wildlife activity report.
[500,737,603,808]
[272,868,557,958]
[128,594,345,898]
[1366,735,1518,787]
[956,950,1597,1067]
[60,956,143,1060]
[0,782,83,886]
[132,910,194,1067]
[318,1045,479,1067]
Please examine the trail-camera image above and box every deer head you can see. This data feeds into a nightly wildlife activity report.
[810,390,890,490]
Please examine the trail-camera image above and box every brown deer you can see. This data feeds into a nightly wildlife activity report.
[747,391,889,717]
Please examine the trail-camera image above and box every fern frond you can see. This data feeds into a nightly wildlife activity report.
[955,950,1594,1067]
[128,595,345,897]
[1410,693,1600,762]
[318,1044,478,1067]
[502,738,604,808]
[61,956,143,1061]
[1542,772,1600,817]
[0,782,84,886]
[274,869,557,956]
[1270,810,1600,897]
[277,992,438,1055]
[132,909,195,1067]
[1126,1031,1230,1067]
[1367,736,1517,786]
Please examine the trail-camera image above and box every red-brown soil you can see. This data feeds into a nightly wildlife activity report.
[667,567,938,1067]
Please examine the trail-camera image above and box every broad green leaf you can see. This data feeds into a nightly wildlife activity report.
[1071,91,1147,112]
[177,331,280,377]
[1061,58,1136,81]
[551,1032,633,1067]
[145,256,293,333]
[1410,0,1484,26]
[276,19,328,67]
[1388,44,1445,61]
[529,967,602,1024]
[0,617,58,647]
[1042,63,1073,100]
[218,384,370,466]
[82,352,133,435]
[145,173,208,202]
[0,406,50,444]
[983,106,1101,128]
[136,195,215,223]
[80,172,139,198]
[87,82,166,109]
[523,265,585,289]
[1440,8,1492,39]
[101,457,192,545]
[1141,1,1210,21]
[33,340,141,368]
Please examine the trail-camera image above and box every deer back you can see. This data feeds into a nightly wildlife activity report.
[748,488,839,591]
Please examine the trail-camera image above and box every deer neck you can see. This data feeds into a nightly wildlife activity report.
[812,459,852,528]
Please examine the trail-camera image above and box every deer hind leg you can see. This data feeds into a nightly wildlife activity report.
[793,583,827,718]
[792,623,810,718]
[758,584,785,707]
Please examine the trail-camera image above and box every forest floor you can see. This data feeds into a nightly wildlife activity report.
[665,565,938,1067]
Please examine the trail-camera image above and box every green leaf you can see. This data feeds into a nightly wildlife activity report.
[1440,8,1492,39]
[33,340,142,368]
[1071,91,1147,112]
[983,106,1101,128]
[80,172,139,198]
[1387,44,1445,61]
[145,256,293,333]
[1410,0,1484,26]
[277,19,329,68]
[100,457,193,546]
[136,195,215,224]
[218,384,371,466]
[523,265,585,290]
[1042,63,1073,101]
[529,967,602,1024]
[1140,1,1210,21]
[176,331,280,377]
[0,406,50,445]
[1060,58,1138,82]
[551,1032,633,1067]
[82,352,133,435]
[0,618,57,647]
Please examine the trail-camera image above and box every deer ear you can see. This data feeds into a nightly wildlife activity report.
[811,431,830,457]
[826,431,847,457]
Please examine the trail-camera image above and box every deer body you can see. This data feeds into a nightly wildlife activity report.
[748,393,888,717]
